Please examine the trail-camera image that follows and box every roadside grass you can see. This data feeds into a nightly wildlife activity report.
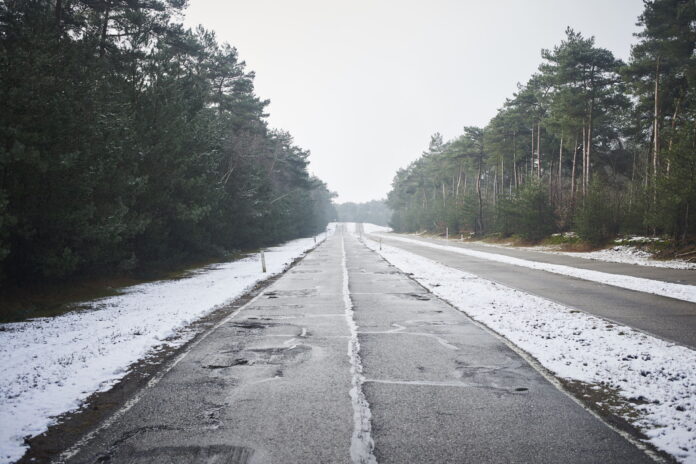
[398,229,696,265]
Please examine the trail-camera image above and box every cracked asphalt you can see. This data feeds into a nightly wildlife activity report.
[61,226,652,463]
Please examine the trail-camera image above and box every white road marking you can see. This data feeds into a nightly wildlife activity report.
[341,231,378,464]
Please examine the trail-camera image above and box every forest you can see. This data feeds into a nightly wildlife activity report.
[388,0,696,247]
[0,0,335,286]
[335,200,392,227]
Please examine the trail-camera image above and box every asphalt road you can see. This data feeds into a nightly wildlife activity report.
[61,228,652,463]
[369,231,696,349]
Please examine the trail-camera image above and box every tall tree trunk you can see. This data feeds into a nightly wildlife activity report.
[581,124,587,196]
[586,99,594,193]
[571,133,578,205]
[476,156,484,234]
[99,1,111,58]
[537,122,542,178]
[530,125,535,178]
[456,164,463,198]
[558,135,563,204]
[55,0,63,29]
[513,131,518,191]
[653,56,661,184]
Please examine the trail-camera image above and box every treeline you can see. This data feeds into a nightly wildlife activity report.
[335,200,392,227]
[388,0,695,245]
[0,1,335,285]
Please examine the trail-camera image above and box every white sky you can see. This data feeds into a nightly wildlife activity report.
[184,0,644,203]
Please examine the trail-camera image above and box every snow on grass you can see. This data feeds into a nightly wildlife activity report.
[361,223,392,234]
[555,245,696,270]
[472,240,696,270]
[375,234,696,304]
[361,236,696,463]
[0,235,326,464]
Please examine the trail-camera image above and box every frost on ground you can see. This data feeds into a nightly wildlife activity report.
[0,234,328,464]
[360,236,696,463]
[378,234,696,304]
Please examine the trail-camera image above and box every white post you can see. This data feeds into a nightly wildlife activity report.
[445,227,449,241]
[460,234,464,241]
[313,235,316,244]
[379,237,382,250]
[261,251,267,273]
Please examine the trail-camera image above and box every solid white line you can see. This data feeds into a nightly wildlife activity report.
[341,231,378,464]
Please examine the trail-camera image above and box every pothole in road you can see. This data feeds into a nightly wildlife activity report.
[393,292,431,301]
[264,289,317,298]
[203,358,249,369]
[229,321,271,330]
[246,304,303,311]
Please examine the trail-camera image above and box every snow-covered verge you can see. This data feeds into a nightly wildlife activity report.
[360,236,696,463]
[556,245,696,270]
[375,234,696,304]
[0,234,329,464]
[361,223,392,234]
[471,240,696,270]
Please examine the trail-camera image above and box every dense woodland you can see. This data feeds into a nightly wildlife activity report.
[388,0,696,246]
[0,0,335,285]
[335,200,391,227]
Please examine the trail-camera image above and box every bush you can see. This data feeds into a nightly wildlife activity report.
[500,181,557,241]
[574,180,620,246]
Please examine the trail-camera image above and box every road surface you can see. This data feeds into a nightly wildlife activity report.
[368,230,696,349]
[59,227,652,463]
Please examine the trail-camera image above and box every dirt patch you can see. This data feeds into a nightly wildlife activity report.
[560,378,677,463]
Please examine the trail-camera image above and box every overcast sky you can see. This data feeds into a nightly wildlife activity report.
[184,0,644,203]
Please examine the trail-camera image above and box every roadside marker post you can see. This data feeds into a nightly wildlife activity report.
[446,227,449,241]
[261,251,267,273]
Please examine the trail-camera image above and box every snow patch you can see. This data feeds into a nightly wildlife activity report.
[361,223,392,234]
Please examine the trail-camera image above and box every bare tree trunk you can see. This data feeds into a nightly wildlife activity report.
[501,158,504,198]
[99,1,111,58]
[530,126,535,178]
[653,57,661,184]
[581,124,587,196]
[476,156,484,234]
[586,99,594,192]
[55,0,63,28]
[513,131,518,191]
[537,122,542,178]
[571,133,578,205]
[558,135,563,204]
[683,202,689,242]
[456,163,463,198]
